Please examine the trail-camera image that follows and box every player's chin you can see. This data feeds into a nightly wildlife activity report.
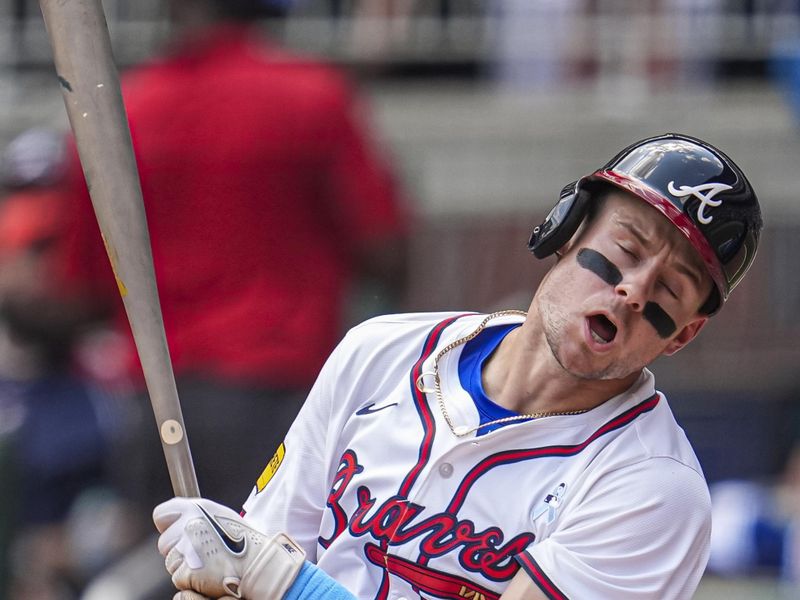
[556,344,634,381]
[565,360,618,381]
[553,345,607,379]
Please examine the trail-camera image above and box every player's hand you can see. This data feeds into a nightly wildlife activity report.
[172,592,231,600]
[153,497,306,600]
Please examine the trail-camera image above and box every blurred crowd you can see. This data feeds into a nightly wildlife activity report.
[8,1,800,80]
[1,1,800,599]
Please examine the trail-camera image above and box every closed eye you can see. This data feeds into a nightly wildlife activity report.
[658,279,678,299]
[617,243,638,261]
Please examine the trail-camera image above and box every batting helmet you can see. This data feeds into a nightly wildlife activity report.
[528,133,763,314]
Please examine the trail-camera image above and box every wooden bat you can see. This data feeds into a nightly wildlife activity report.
[38,0,200,498]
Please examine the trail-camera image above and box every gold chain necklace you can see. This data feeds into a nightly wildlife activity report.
[415,310,588,437]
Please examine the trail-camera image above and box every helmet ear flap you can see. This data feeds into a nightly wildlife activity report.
[529,181,593,259]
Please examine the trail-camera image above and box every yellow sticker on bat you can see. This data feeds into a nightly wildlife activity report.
[256,442,286,493]
[101,233,128,297]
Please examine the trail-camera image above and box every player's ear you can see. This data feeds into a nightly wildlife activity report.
[554,220,588,259]
[662,316,708,356]
[555,237,575,258]
[555,197,609,260]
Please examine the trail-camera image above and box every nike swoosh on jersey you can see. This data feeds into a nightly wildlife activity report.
[355,402,399,416]
[197,504,246,555]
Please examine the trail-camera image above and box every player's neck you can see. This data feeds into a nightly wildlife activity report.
[482,325,639,416]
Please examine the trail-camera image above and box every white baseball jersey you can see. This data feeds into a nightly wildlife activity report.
[242,312,711,600]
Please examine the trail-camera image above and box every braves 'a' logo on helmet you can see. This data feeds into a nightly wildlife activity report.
[666,181,733,225]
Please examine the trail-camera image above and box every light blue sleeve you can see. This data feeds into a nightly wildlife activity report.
[283,561,357,600]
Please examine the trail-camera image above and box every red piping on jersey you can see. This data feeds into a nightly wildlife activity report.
[377,313,471,599]
[413,392,660,571]
[399,313,473,498]
[365,543,500,600]
[516,552,569,600]
[445,393,660,514]
[370,314,473,600]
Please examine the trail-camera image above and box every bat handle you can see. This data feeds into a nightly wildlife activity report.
[160,416,201,497]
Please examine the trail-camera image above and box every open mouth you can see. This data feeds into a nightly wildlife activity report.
[587,314,617,345]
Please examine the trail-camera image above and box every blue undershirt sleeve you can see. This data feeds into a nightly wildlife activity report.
[283,561,356,600]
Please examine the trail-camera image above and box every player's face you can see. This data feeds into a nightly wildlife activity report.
[534,190,713,381]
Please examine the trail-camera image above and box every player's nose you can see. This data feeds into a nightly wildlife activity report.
[614,269,655,312]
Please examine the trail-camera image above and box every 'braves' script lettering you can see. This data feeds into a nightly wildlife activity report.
[322,450,535,582]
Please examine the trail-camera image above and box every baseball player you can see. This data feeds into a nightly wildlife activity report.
[153,133,763,599]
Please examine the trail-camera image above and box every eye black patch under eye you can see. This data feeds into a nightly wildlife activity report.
[577,248,622,286]
[643,302,677,339]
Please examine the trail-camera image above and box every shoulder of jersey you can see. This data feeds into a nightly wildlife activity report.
[338,312,475,364]
[627,395,706,477]
[348,311,472,333]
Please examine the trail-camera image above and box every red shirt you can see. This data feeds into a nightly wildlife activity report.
[57,24,407,387]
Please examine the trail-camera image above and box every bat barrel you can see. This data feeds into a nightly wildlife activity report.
[39,0,200,498]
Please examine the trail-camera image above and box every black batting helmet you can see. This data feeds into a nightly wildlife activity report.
[528,133,763,314]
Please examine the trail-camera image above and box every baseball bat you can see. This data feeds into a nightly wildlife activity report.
[38,0,200,498]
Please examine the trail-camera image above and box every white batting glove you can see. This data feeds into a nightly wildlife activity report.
[153,497,306,600]
[172,592,229,600]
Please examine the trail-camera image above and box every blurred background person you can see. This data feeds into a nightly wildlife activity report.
[0,128,133,600]
[486,0,592,91]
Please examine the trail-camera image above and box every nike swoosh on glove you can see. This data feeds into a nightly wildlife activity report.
[154,497,306,600]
